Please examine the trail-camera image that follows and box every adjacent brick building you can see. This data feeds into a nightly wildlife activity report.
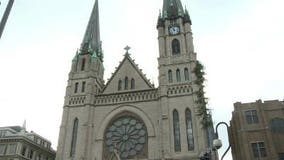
[230,100,284,160]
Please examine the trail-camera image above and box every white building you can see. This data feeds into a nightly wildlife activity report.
[0,125,56,160]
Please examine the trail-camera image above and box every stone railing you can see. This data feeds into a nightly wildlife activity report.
[94,89,158,105]
[68,95,86,106]
[167,84,193,96]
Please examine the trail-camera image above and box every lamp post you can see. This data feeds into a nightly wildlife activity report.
[213,122,231,160]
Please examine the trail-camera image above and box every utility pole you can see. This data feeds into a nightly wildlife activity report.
[0,0,14,39]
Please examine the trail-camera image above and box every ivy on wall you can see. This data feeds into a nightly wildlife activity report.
[193,61,213,128]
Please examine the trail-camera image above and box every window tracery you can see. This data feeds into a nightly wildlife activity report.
[104,116,147,159]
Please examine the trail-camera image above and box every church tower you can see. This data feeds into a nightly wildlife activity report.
[56,0,212,160]
[56,0,104,159]
[156,0,210,159]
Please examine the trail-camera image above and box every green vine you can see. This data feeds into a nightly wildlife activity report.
[193,61,213,128]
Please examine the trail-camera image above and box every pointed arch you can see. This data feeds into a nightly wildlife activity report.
[184,68,189,81]
[81,58,86,71]
[185,108,194,151]
[176,69,181,82]
[173,109,181,152]
[97,105,156,139]
[81,81,86,93]
[118,79,122,91]
[74,82,79,93]
[172,39,180,55]
[131,78,135,89]
[70,118,79,157]
[124,77,128,90]
[168,70,173,83]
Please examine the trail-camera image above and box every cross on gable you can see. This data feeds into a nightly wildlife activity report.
[124,45,131,54]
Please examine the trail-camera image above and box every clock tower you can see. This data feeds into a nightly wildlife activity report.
[156,0,212,159]
[157,0,195,86]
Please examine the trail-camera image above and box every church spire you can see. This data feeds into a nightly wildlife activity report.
[157,0,191,28]
[80,0,102,57]
[162,0,184,19]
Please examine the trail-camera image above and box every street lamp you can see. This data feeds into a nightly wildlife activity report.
[213,122,231,160]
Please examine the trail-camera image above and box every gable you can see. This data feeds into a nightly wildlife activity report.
[103,54,153,94]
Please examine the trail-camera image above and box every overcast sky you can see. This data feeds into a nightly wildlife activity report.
[1,0,284,160]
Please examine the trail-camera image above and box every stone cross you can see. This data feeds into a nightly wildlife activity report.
[124,45,131,54]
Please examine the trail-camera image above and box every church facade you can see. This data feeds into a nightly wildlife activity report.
[56,0,212,159]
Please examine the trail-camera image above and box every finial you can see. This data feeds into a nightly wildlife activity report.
[22,119,26,131]
[124,45,131,54]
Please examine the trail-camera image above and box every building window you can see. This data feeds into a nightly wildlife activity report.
[21,146,27,156]
[245,110,259,124]
[81,58,86,71]
[172,39,180,55]
[185,109,194,151]
[176,69,181,82]
[0,131,6,137]
[124,77,128,90]
[28,149,34,159]
[184,68,189,81]
[0,144,6,155]
[270,118,284,132]
[168,70,173,83]
[173,110,181,152]
[118,80,122,91]
[251,142,267,158]
[81,81,86,93]
[74,82,79,93]
[70,118,79,157]
[7,144,17,155]
[131,78,135,89]
[38,153,42,160]
[104,116,148,159]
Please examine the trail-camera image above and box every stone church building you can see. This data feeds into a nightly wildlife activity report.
[56,0,212,159]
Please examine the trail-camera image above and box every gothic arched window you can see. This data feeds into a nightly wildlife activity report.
[70,118,79,157]
[173,110,181,152]
[81,58,86,71]
[184,68,189,81]
[125,77,129,90]
[131,78,135,89]
[185,108,194,150]
[118,79,122,91]
[74,82,79,93]
[172,39,180,55]
[176,69,181,82]
[81,81,86,93]
[168,70,173,83]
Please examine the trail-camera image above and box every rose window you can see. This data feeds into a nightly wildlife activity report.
[105,116,147,159]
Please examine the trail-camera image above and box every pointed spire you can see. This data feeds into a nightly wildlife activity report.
[162,0,184,19]
[80,0,101,55]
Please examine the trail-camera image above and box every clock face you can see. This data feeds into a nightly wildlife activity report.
[169,26,180,35]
